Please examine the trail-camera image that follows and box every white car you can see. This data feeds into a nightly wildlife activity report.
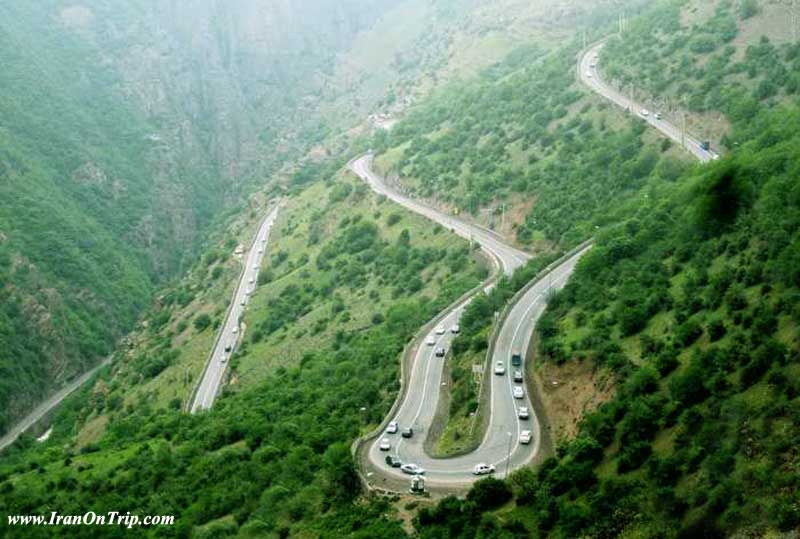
[253,265,259,270]
[435,326,446,335]
[221,354,228,363]
[450,324,460,334]
[249,277,255,284]
[240,299,246,306]
[518,406,530,419]
[494,361,505,375]
[513,386,524,399]
[655,112,662,120]
[401,463,425,475]
[520,430,532,444]
[586,71,593,78]
[258,248,263,254]
[232,327,239,334]
[640,108,650,117]
[473,463,496,476]
[379,438,391,451]
[386,421,398,434]
[425,335,436,346]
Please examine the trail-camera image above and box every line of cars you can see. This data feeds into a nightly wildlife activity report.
[496,350,534,446]
[223,236,268,364]
[380,347,535,479]
[424,323,459,357]
[380,420,424,475]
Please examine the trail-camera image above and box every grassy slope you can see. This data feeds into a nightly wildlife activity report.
[234,174,486,389]
[0,161,487,538]
[600,0,800,148]
[407,4,800,538]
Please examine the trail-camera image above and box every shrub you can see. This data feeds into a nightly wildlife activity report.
[193,314,212,332]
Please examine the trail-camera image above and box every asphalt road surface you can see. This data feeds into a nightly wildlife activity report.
[349,156,530,276]
[190,202,282,413]
[580,42,718,163]
[349,155,591,488]
[0,356,112,453]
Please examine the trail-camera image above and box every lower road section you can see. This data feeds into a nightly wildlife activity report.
[349,155,590,490]
[190,201,282,413]
[0,356,112,453]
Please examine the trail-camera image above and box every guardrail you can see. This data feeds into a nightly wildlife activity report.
[185,200,282,413]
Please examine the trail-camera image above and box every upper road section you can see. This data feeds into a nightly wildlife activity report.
[580,41,719,163]
[349,155,530,275]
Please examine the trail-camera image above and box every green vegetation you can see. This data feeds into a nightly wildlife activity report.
[0,3,159,431]
[371,37,692,249]
[2,1,798,538]
[235,173,486,385]
[409,104,800,539]
[0,164,486,538]
[601,0,800,143]
[432,254,561,456]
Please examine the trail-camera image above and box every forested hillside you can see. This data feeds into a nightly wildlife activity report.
[0,0,409,433]
[371,36,690,250]
[0,161,486,539]
[410,101,800,539]
[1,0,798,538]
[0,0,652,437]
[601,0,800,147]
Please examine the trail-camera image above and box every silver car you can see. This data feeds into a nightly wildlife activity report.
[401,463,425,475]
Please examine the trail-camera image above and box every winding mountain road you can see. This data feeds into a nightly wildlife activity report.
[350,156,590,489]
[190,202,282,413]
[580,41,719,163]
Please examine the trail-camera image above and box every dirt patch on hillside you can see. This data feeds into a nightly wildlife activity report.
[534,357,614,445]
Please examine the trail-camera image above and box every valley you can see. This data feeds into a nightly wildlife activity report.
[1,0,799,538]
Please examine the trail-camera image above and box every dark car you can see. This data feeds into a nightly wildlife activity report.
[402,427,413,438]
[511,351,522,367]
[385,455,402,468]
[435,347,446,358]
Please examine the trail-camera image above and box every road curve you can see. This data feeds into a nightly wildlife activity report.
[349,155,590,489]
[190,202,282,413]
[0,356,112,453]
[580,41,718,163]
[350,156,530,276]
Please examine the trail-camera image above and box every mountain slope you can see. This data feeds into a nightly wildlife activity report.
[0,0,409,434]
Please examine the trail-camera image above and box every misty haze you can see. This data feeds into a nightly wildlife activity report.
[1,1,799,537]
